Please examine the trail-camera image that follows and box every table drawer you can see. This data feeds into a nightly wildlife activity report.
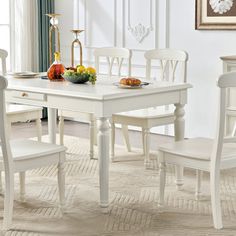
[9,91,46,101]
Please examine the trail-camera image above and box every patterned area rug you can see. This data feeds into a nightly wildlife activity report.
[1,135,236,235]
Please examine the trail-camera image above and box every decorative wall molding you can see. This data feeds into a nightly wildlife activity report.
[127,0,153,43]
[121,0,158,50]
[77,0,167,51]
[71,0,169,69]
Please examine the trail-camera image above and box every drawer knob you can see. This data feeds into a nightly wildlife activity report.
[21,92,28,97]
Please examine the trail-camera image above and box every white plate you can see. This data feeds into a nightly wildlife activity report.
[7,72,39,78]
[113,82,149,89]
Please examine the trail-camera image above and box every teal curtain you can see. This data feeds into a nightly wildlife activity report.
[37,0,54,72]
[37,0,55,117]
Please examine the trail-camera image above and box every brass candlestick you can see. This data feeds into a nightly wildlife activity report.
[71,29,84,67]
[46,13,61,65]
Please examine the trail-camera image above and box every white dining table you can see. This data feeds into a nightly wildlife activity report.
[5,76,192,209]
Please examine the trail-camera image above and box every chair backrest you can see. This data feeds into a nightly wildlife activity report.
[212,72,236,170]
[144,49,188,82]
[0,75,13,179]
[93,47,131,77]
[0,49,8,75]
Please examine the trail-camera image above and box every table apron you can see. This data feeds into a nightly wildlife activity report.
[103,90,187,116]
[5,89,187,117]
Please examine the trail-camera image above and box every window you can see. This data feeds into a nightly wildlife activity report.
[0,0,10,70]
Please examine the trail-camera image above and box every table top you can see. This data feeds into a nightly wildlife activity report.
[6,76,192,101]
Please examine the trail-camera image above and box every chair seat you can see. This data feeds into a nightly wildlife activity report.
[226,106,236,112]
[0,140,66,161]
[6,104,42,115]
[58,109,94,121]
[158,138,236,161]
[115,107,174,119]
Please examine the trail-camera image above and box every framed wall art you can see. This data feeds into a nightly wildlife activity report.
[196,0,236,29]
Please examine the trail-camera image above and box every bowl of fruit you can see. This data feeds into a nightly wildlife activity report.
[62,65,97,84]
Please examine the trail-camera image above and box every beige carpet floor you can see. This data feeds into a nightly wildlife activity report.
[1,135,236,235]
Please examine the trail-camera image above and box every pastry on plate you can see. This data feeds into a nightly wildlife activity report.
[120,77,141,86]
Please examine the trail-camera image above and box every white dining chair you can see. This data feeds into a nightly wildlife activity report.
[58,47,132,159]
[158,71,236,229]
[111,49,188,167]
[0,75,66,231]
[0,49,44,195]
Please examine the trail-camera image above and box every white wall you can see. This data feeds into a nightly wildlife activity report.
[169,0,236,138]
[55,0,236,138]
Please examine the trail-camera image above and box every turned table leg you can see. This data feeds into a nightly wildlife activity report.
[174,103,185,190]
[97,117,110,209]
[48,108,57,144]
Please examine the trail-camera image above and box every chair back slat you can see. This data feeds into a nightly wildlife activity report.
[170,61,178,82]
[0,50,12,172]
[0,49,8,75]
[106,57,112,77]
[95,55,100,75]
[161,60,168,81]
[144,49,188,82]
[145,59,151,80]
[94,47,131,77]
[118,58,124,76]
[211,88,226,175]
[0,76,13,179]
[212,72,236,168]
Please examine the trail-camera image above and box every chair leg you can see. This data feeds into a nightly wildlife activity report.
[89,119,95,159]
[210,169,223,229]
[121,125,131,152]
[159,153,166,208]
[19,172,25,202]
[3,170,14,231]
[144,128,151,168]
[142,128,145,155]
[195,170,203,200]
[59,116,64,145]
[111,120,115,161]
[0,171,3,193]
[7,121,11,139]
[58,157,65,211]
[175,165,184,190]
[36,117,42,142]
[93,122,97,146]
[232,122,236,136]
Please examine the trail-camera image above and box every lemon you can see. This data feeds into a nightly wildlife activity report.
[76,65,86,73]
[86,67,96,74]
